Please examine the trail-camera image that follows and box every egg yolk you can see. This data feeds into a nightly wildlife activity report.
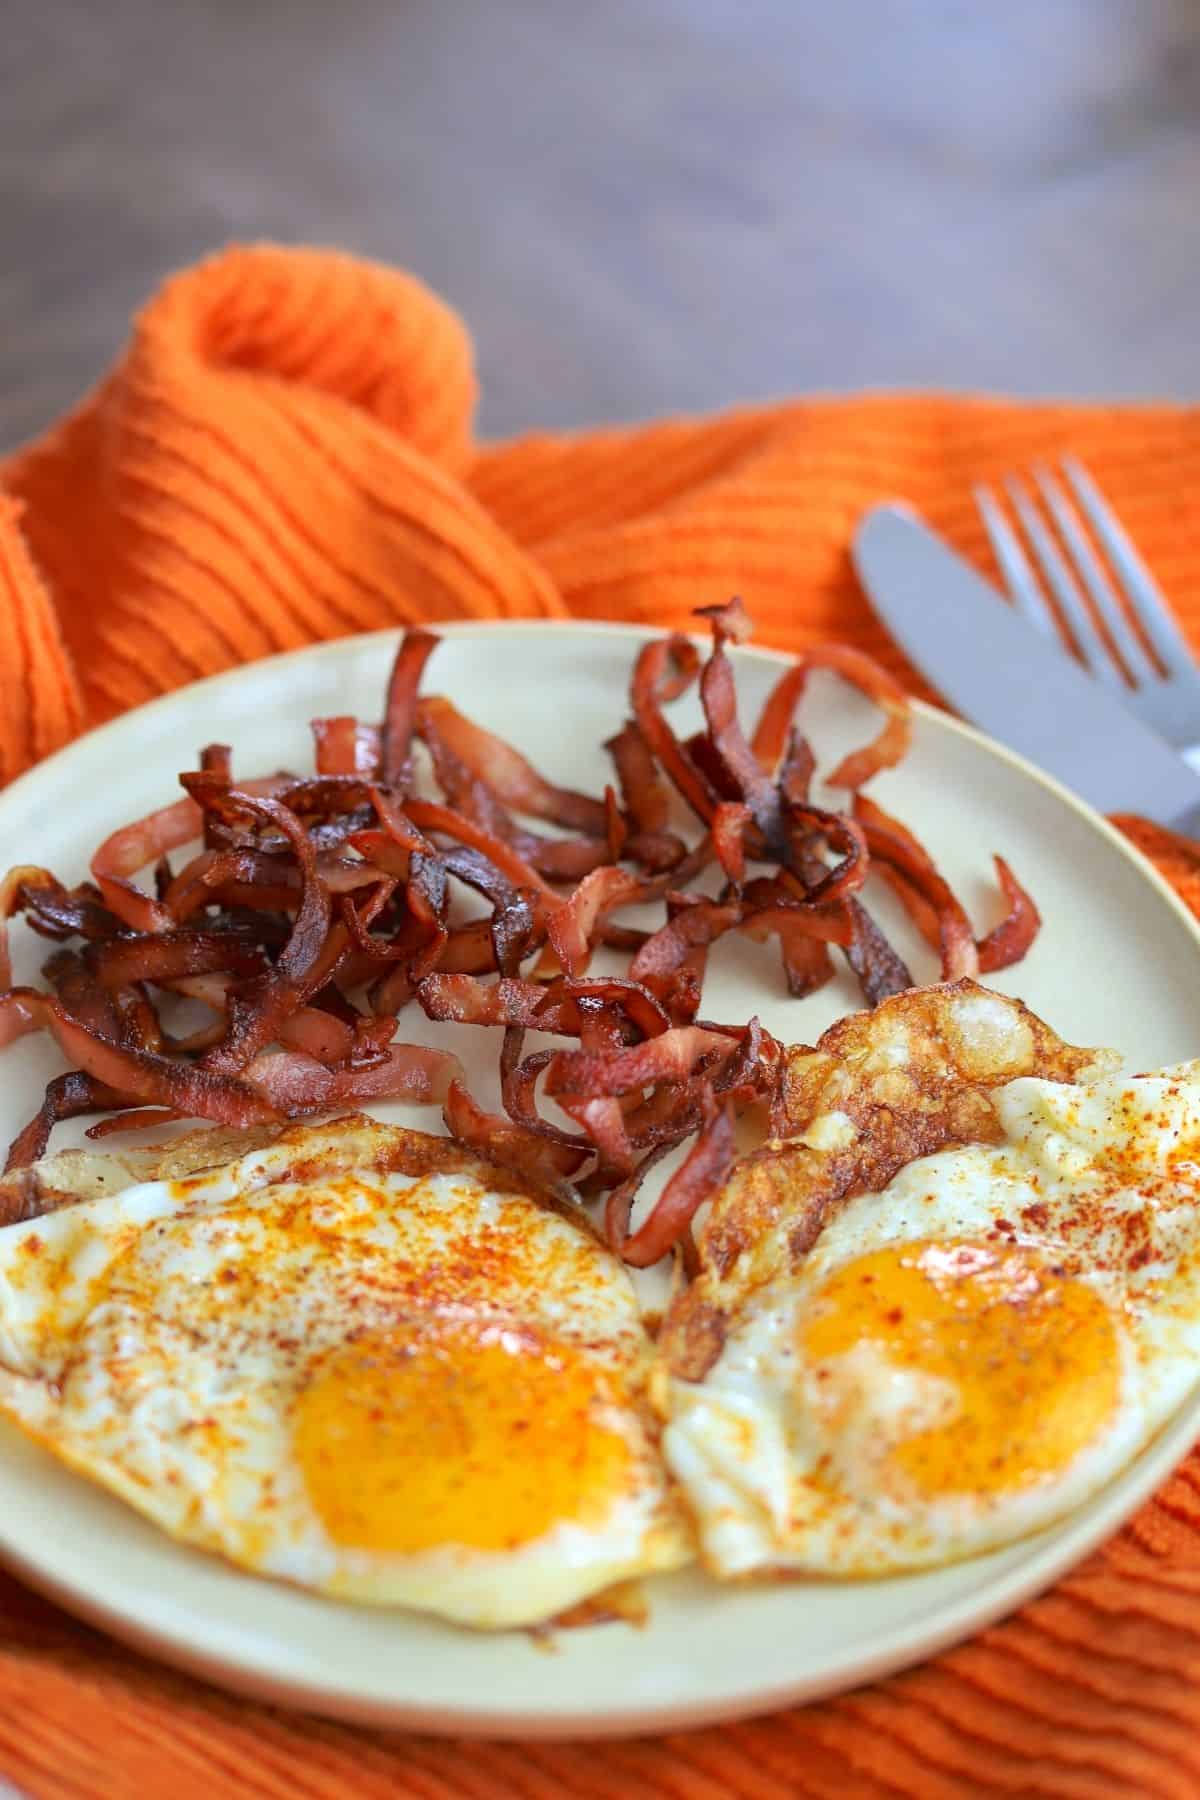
[293,1322,633,1553]
[802,1238,1119,1497]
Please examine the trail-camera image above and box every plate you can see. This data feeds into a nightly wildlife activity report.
[2,619,1200,1739]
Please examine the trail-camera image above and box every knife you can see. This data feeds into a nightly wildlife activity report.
[852,504,1200,837]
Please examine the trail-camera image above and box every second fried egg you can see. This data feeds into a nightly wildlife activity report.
[664,1063,1200,1576]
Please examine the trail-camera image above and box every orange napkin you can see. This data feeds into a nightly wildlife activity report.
[3,245,1200,1798]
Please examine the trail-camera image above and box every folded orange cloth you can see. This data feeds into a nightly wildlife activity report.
[3,245,1200,1797]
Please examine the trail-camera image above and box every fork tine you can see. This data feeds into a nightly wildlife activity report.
[974,484,1056,637]
[1002,476,1123,688]
[1032,463,1158,685]
[1061,456,1196,677]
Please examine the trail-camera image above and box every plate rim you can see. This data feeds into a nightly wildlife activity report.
[2,616,1200,1739]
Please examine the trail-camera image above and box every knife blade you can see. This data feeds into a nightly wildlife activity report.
[852,504,1200,835]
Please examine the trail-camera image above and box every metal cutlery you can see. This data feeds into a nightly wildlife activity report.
[851,504,1200,837]
[975,456,1200,753]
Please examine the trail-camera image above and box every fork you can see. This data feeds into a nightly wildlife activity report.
[974,456,1200,754]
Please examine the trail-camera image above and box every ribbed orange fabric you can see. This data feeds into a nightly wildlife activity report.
[3,244,1200,1797]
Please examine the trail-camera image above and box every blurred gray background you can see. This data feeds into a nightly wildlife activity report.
[3,0,1199,451]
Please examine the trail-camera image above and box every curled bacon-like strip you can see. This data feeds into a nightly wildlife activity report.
[711,802,752,886]
[603,786,627,864]
[557,1095,635,1175]
[85,1107,181,1141]
[738,875,856,944]
[785,806,870,906]
[311,717,355,775]
[421,974,566,1031]
[543,837,720,983]
[419,973,669,1044]
[0,868,65,988]
[751,645,911,788]
[694,596,754,645]
[5,1072,133,1174]
[499,1047,593,1152]
[873,863,940,953]
[602,1143,672,1252]
[605,722,669,836]
[607,1092,737,1268]
[853,793,978,980]
[417,697,607,835]
[429,920,500,976]
[398,845,451,982]
[546,1024,738,1101]
[311,717,381,776]
[190,791,333,1073]
[547,866,647,978]
[84,931,268,991]
[14,877,121,945]
[845,901,914,1005]
[49,1007,276,1123]
[416,706,638,881]
[604,730,688,875]
[700,639,780,844]
[200,743,232,780]
[400,800,556,905]
[738,878,854,999]
[977,856,1042,973]
[631,635,716,825]
[42,951,123,1043]
[243,1042,462,1114]
[527,835,623,881]
[1,990,280,1158]
[777,927,834,998]
[92,796,202,874]
[443,1081,588,1186]
[164,848,289,922]
[339,878,403,961]
[418,718,523,845]
[630,898,744,986]
[274,1006,395,1067]
[381,629,440,790]
[779,733,816,807]
[546,978,671,1043]
[0,988,43,1051]
[263,776,375,819]
[91,796,202,932]
[490,890,535,980]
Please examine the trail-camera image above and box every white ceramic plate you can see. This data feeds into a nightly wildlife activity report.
[2,620,1200,1739]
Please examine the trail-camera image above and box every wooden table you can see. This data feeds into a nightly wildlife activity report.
[2,0,1198,451]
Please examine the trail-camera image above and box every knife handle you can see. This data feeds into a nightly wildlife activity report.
[1164,805,1200,845]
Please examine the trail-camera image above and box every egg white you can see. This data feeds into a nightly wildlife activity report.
[0,1124,691,1627]
[665,1062,1200,1577]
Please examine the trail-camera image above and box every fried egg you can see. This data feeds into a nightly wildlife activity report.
[0,1115,691,1627]
[664,1059,1200,1576]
